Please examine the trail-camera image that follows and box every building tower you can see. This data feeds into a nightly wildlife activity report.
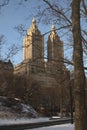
[23,18,44,63]
[47,24,64,73]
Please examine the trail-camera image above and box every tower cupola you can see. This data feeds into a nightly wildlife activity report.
[32,17,36,24]
[47,24,64,64]
[31,17,37,30]
[27,17,40,35]
[51,24,56,31]
[23,18,44,62]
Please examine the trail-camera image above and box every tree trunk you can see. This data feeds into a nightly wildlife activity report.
[72,0,87,130]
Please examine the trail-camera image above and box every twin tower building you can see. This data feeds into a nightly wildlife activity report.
[14,18,69,87]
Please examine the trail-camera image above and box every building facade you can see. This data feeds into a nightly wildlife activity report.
[14,18,69,88]
[0,60,13,91]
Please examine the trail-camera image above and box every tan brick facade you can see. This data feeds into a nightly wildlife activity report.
[14,18,70,88]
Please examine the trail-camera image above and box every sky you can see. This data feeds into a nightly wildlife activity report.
[0,0,74,71]
[0,0,52,65]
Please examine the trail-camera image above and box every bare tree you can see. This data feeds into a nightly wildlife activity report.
[72,0,87,129]
[6,75,41,106]
[0,35,5,59]
[0,1,87,128]
[0,0,10,9]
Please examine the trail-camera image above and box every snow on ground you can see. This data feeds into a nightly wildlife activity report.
[0,96,38,119]
[0,96,74,130]
[0,117,49,125]
[26,124,74,130]
[0,118,74,130]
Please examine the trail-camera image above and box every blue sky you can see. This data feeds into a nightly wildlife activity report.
[0,0,86,74]
[0,0,73,70]
[0,0,52,65]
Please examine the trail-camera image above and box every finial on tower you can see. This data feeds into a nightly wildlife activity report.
[32,17,36,24]
[51,23,56,31]
[27,17,40,34]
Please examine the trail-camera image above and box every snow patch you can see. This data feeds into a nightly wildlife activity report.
[0,96,38,119]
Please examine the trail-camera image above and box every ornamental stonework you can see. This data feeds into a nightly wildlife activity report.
[14,18,70,88]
